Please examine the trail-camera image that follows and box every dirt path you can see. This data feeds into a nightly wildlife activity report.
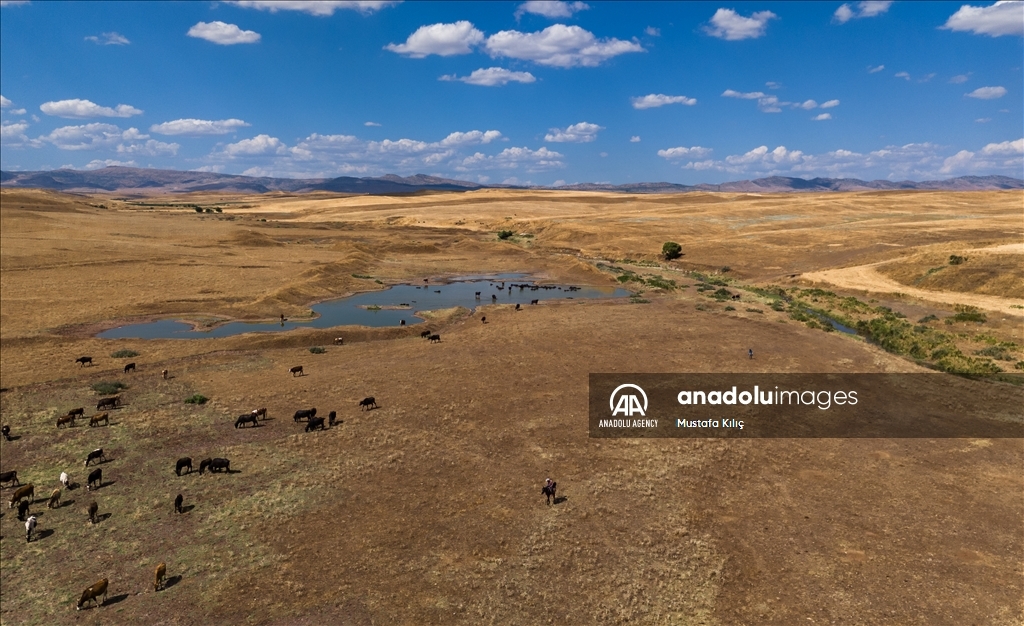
[803,244,1024,316]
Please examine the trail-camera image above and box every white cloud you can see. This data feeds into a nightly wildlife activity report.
[704,8,777,40]
[722,89,764,99]
[224,134,289,156]
[976,117,992,123]
[895,71,910,80]
[150,118,250,136]
[0,121,32,147]
[949,73,971,83]
[40,99,142,119]
[85,32,130,45]
[544,121,603,142]
[942,1,1024,37]
[834,1,893,24]
[187,22,261,45]
[658,146,712,160]
[966,86,1007,99]
[485,24,643,67]
[438,130,503,146]
[459,146,564,171]
[798,99,818,110]
[515,1,589,19]
[116,138,179,156]
[0,95,11,108]
[980,138,1023,155]
[37,123,178,154]
[364,121,381,127]
[918,73,937,83]
[600,152,608,157]
[765,81,782,89]
[820,99,840,108]
[84,159,136,169]
[868,64,885,73]
[386,21,484,57]
[440,67,536,86]
[645,26,660,36]
[0,1,31,6]
[813,113,832,120]
[722,89,784,112]
[630,136,641,142]
[228,1,398,15]
[192,165,225,173]
[630,93,697,109]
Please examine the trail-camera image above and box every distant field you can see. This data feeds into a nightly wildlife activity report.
[1,187,1021,625]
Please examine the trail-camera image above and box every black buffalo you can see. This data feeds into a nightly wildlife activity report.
[359,397,377,411]
[175,457,192,476]
[305,417,326,432]
[293,408,316,422]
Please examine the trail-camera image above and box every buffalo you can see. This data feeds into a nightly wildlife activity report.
[235,414,258,428]
[429,334,441,343]
[359,397,377,411]
[293,408,316,422]
[175,457,192,476]
[305,417,326,432]
[123,362,136,374]
[76,356,93,367]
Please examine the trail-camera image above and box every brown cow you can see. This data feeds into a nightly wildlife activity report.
[0,470,19,487]
[77,578,108,610]
[154,562,166,591]
[56,414,75,428]
[88,500,99,524]
[47,488,61,509]
[8,484,33,508]
[290,365,304,377]
[90,413,109,427]
[252,407,267,420]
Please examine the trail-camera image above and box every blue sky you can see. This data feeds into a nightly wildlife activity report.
[1,1,1021,184]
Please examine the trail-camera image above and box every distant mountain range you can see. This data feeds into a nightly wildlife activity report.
[1,166,1021,195]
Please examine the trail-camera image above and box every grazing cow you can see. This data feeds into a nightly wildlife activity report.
[531,299,539,305]
[400,319,406,326]
[60,472,70,488]
[515,303,521,311]
[481,317,487,324]
[293,408,316,422]
[162,369,168,380]
[68,407,85,419]
[97,396,119,411]
[474,291,481,298]
[88,501,99,524]
[1,424,10,440]
[25,515,37,542]
[124,362,136,374]
[290,365,304,377]
[199,458,230,474]
[9,484,34,508]
[85,448,106,466]
[57,414,75,428]
[18,499,30,521]
[1,470,19,487]
[175,457,193,476]
[328,411,337,427]
[421,330,432,339]
[174,493,183,514]
[359,397,377,411]
[90,413,109,427]
[334,337,344,345]
[155,562,167,591]
[234,414,258,428]
[305,417,325,432]
[76,356,93,367]
[87,468,102,491]
[542,478,558,505]
[198,458,213,475]
[47,488,60,509]
[77,578,107,610]
[252,407,268,420]
[429,334,441,343]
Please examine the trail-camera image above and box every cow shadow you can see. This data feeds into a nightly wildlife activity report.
[95,512,112,523]
[3,435,22,441]
[93,480,116,490]
[104,594,129,606]
[34,528,55,541]
[179,504,195,514]
[164,575,183,589]
[59,499,76,509]
[553,495,568,505]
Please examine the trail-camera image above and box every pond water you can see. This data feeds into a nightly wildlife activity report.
[98,274,629,340]
[804,309,858,335]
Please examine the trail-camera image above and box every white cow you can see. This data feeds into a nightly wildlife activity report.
[60,472,70,488]
[25,515,37,542]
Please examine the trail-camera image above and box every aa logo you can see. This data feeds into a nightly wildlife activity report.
[610,384,648,417]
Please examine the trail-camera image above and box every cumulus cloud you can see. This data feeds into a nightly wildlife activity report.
[630,136,641,142]
[0,1,30,6]
[364,121,381,127]
[40,99,142,119]
[0,121,33,147]
[942,1,1024,37]
[704,8,777,40]
[485,24,643,67]
[438,130,503,146]
[37,123,178,154]
[386,21,484,57]
[645,26,660,36]
[223,134,289,156]
[976,117,992,123]
[0,95,11,107]
[85,32,130,45]
[515,1,589,19]
[630,94,697,109]
[84,159,136,169]
[966,85,1007,99]
[949,73,971,83]
[722,89,764,99]
[821,99,840,108]
[459,146,564,171]
[187,21,261,45]
[980,138,1024,155]
[813,113,832,120]
[150,118,250,136]
[833,1,893,24]
[868,64,885,73]
[440,67,536,86]
[895,71,910,80]
[798,99,818,110]
[657,146,712,160]
[228,1,399,15]
[722,89,785,112]
[544,121,602,142]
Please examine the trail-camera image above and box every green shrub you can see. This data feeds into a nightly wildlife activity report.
[721,266,731,273]
[352,274,372,279]
[194,207,203,213]
[712,288,732,300]
[644,275,677,290]
[1015,361,1024,370]
[497,230,514,240]
[662,241,682,260]
[917,315,938,323]
[724,305,736,311]
[949,305,986,324]
[745,308,763,314]
[185,394,208,405]
[214,207,223,213]
[975,346,1014,361]
[770,301,786,312]
[92,381,127,395]
[110,349,139,358]
[948,254,967,265]
[309,346,326,354]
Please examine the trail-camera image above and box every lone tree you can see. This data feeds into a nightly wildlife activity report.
[662,241,682,260]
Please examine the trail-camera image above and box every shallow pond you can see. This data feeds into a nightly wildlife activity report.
[98,274,629,339]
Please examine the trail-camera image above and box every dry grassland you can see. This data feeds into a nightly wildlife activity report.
[0,187,1021,625]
